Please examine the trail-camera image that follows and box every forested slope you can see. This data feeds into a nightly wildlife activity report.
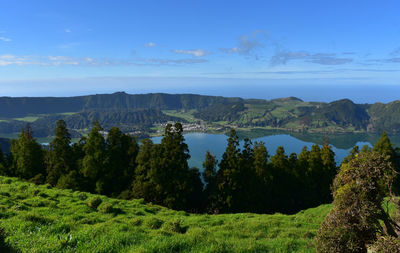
[1,92,400,137]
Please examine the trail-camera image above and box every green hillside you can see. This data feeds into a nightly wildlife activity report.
[0,176,330,252]
[2,92,400,139]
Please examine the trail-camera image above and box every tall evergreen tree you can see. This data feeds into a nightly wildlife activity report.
[104,127,139,196]
[131,138,157,201]
[132,123,199,211]
[46,120,74,187]
[216,129,241,212]
[158,123,193,210]
[269,146,293,211]
[373,132,396,162]
[82,121,107,193]
[252,141,271,212]
[202,151,218,212]
[373,132,400,193]
[10,124,45,183]
[319,140,337,203]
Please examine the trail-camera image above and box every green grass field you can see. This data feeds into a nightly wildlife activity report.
[162,110,199,123]
[0,176,331,252]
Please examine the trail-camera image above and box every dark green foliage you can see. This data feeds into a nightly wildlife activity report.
[132,123,202,211]
[81,122,107,193]
[315,151,399,253]
[202,151,218,212]
[374,132,396,163]
[194,102,246,122]
[368,101,400,133]
[34,108,186,134]
[0,117,376,217]
[10,125,45,182]
[4,93,400,138]
[215,129,242,212]
[46,120,75,187]
[103,127,139,196]
[0,92,241,118]
[252,141,272,212]
[310,99,370,130]
[373,132,400,193]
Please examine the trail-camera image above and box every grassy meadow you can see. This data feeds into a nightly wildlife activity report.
[0,176,331,252]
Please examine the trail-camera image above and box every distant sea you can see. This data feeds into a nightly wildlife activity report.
[2,78,399,104]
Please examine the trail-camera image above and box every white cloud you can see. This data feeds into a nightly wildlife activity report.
[172,49,211,57]
[65,29,72,33]
[0,54,208,67]
[144,42,157,47]
[0,37,12,42]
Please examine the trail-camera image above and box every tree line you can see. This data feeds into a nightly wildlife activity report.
[0,120,398,214]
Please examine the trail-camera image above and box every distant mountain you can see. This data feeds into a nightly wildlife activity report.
[1,92,400,137]
[0,92,242,117]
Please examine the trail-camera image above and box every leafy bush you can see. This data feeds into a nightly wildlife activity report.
[315,151,399,252]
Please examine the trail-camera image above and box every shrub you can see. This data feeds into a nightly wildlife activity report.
[371,236,400,252]
[87,197,102,209]
[315,151,398,252]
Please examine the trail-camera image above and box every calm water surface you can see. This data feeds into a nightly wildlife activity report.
[152,133,372,170]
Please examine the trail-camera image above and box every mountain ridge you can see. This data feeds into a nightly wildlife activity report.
[0,92,400,137]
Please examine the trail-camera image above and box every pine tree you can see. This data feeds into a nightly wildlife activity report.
[104,127,139,196]
[159,123,193,210]
[202,151,218,212]
[306,144,323,206]
[132,123,198,211]
[373,132,396,162]
[132,138,157,201]
[82,121,107,193]
[269,146,293,212]
[216,129,241,212]
[10,125,45,182]
[252,141,271,212]
[46,120,74,187]
[320,140,337,203]
[373,132,399,193]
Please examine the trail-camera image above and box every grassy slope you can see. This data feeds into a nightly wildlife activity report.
[0,176,331,253]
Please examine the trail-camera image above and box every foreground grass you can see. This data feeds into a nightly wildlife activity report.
[0,176,331,252]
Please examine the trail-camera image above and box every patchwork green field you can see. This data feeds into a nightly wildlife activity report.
[0,176,331,252]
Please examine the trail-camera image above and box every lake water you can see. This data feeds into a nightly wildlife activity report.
[152,132,376,170]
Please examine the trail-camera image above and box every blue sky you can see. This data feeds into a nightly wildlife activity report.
[0,0,400,101]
